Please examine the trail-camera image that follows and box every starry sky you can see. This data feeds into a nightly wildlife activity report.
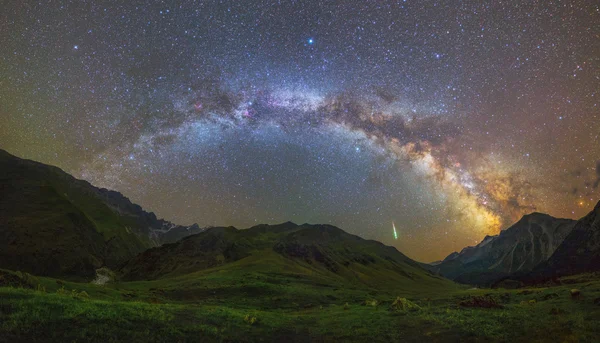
[1,1,599,262]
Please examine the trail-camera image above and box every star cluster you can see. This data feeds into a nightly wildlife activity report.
[1,1,598,261]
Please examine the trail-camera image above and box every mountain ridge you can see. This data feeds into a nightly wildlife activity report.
[426,212,577,286]
[119,221,454,292]
[0,149,203,278]
[519,200,600,283]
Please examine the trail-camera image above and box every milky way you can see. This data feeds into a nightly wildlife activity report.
[1,1,599,261]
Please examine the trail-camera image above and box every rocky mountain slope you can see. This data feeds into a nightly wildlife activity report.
[427,213,576,286]
[523,201,600,282]
[0,149,201,278]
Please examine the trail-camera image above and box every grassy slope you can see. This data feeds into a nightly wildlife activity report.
[1,269,600,342]
[121,250,456,309]
[119,224,455,298]
[0,150,153,278]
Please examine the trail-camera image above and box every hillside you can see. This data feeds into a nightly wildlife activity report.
[120,222,454,293]
[427,213,576,286]
[0,149,200,279]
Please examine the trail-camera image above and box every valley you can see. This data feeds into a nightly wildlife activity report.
[2,268,600,342]
[1,150,600,342]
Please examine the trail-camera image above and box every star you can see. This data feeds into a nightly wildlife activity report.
[1,0,597,263]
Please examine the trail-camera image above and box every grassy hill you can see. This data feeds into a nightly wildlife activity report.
[0,149,196,279]
[119,222,455,299]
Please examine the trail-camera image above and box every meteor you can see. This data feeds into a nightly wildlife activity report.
[393,222,398,240]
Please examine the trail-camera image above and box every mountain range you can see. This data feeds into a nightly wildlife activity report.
[426,213,577,285]
[1,148,599,287]
[427,202,600,286]
[119,221,454,293]
[521,200,600,283]
[0,149,202,279]
[0,149,451,292]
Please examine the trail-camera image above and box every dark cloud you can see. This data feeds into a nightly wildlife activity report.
[564,161,600,197]
[317,91,460,147]
[373,86,398,104]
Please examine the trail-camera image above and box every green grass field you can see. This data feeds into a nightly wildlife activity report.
[1,268,600,342]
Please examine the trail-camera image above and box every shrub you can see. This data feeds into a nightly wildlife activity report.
[363,299,378,307]
[244,314,258,325]
[56,286,69,295]
[76,291,90,300]
[390,297,421,312]
[56,287,89,300]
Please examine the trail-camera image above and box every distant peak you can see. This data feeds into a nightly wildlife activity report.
[267,221,298,230]
[522,212,550,219]
[298,223,341,230]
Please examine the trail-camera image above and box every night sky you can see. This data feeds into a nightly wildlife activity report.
[1,1,598,262]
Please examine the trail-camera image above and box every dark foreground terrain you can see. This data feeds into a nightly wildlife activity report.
[1,268,600,343]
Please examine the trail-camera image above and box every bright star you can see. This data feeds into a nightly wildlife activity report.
[308,38,314,44]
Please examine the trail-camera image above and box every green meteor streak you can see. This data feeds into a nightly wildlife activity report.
[393,222,398,240]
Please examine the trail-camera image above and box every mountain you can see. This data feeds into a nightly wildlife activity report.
[523,201,600,282]
[120,222,454,292]
[427,213,576,286]
[0,149,201,279]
